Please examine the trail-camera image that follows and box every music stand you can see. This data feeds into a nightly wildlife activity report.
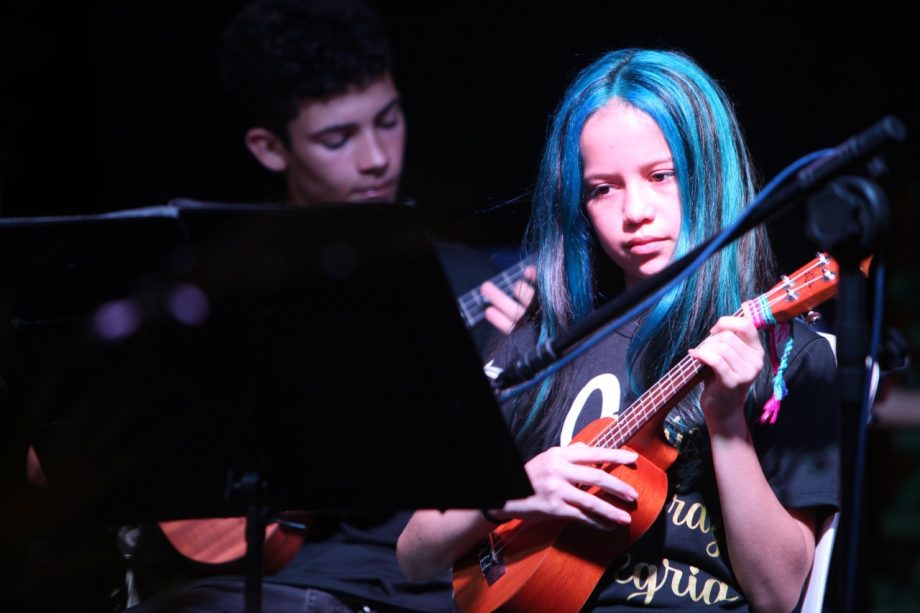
[1,203,531,612]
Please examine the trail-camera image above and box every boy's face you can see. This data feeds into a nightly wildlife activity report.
[281,73,406,206]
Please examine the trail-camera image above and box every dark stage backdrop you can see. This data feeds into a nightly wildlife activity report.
[1,1,919,609]
[1,3,916,248]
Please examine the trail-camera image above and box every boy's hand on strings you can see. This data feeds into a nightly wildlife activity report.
[481,266,536,334]
[497,443,639,530]
[688,316,764,422]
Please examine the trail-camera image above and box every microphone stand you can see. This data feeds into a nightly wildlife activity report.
[806,176,890,613]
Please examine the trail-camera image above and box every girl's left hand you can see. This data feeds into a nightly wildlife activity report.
[687,316,764,421]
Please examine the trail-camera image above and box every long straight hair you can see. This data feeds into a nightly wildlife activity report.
[516,49,775,446]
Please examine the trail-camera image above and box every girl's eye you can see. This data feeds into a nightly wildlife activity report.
[588,184,613,199]
[651,171,675,182]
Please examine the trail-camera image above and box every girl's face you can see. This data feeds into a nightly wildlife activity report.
[581,100,682,288]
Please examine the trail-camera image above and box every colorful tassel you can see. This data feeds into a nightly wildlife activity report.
[760,323,794,424]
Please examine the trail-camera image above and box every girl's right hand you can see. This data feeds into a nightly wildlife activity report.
[494,443,639,530]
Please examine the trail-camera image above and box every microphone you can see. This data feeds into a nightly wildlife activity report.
[796,115,906,190]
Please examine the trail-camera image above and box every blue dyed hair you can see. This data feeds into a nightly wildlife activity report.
[518,49,774,441]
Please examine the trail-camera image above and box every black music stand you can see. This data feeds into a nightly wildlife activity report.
[0,203,531,612]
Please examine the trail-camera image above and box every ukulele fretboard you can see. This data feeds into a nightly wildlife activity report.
[457,260,529,328]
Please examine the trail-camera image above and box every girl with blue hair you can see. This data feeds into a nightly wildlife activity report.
[398,49,838,611]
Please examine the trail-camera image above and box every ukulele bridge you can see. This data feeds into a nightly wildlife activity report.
[478,532,506,586]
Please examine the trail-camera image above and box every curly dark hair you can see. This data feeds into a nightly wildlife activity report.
[221,0,392,140]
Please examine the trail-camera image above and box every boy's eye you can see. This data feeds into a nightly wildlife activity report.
[377,106,402,129]
[318,131,350,150]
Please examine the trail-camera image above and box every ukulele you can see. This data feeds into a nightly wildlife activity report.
[457,260,531,328]
[453,253,864,613]
[159,512,312,573]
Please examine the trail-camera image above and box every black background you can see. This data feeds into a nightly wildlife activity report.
[1,3,916,249]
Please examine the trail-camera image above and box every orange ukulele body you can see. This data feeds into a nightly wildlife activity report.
[159,514,310,574]
[454,253,864,613]
[454,391,691,613]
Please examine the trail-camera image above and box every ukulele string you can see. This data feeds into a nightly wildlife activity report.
[587,258,830,450]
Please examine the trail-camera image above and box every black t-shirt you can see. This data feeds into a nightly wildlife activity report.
[490,318,839,610]
[267,512,452,612]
